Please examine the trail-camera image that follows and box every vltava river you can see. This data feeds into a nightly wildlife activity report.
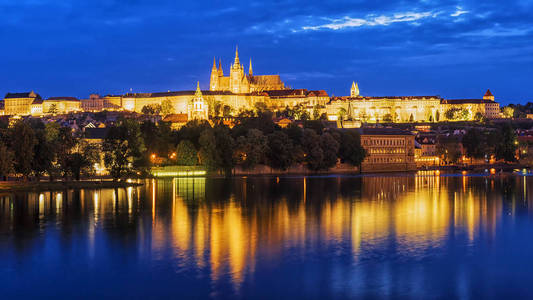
[1,174,533,299]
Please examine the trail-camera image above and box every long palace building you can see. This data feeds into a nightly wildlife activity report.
[0,48,501,122]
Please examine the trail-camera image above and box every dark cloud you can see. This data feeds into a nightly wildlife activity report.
[0,0,531,103]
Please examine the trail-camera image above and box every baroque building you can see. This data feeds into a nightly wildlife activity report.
[210,47,286,93]
[325,83,501,122]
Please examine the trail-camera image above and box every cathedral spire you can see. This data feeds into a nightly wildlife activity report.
[212,57,217,70]
[234,45,240,66]
[351,81,360,97]
[249,58,253,76]
[218,59,223,76]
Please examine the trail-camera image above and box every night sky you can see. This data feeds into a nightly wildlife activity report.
[1,0,532,104]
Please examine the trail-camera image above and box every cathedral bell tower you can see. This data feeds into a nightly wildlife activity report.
[229,46,248,93]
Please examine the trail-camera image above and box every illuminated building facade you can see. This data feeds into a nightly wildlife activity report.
[360,128,417,172]
[326,85,501,122]
[43,97,81,114]
[3,91,42,115]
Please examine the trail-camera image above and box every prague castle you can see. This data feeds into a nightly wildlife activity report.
[0,48,502,123]
[210,47,285,93]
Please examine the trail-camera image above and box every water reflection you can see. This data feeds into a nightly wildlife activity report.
[1,175,533,298]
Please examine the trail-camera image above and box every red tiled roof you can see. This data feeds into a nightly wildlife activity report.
[163,114,188,123]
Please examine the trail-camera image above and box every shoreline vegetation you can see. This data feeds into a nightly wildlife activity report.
[0,107,524,184]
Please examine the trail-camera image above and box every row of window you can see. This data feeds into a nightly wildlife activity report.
[368,148,406,154]
[366,157,405,163]
[363,139,407,146]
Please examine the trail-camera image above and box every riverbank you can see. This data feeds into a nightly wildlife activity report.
[0,180,143,192]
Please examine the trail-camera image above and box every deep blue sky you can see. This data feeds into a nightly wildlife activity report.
[1,0,532,104]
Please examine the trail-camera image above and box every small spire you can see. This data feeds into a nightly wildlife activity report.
[212,57,217,69]
[234,45,240,66]
[195,81,202,96]
[218,59,223,76]
[249,58,253,76]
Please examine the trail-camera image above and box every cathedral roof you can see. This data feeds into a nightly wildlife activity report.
[263,89,329,98]
[248,75,283,85]
[484,89,493,97]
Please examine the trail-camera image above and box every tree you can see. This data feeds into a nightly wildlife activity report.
[474,112,485,122]
[161,99,174,116]
[337,107,347,121]
[266,131,294,170]
[214,126,235,176]
[235,129,268,170]
[445,108,460,120]
[312,104,321,120]
[502,106,514,118]
[48,104,58,115]
[68,141,100,180]
[223,105,233,117]
[198,129,218,171]
[176,140,197,166]
[103,119,147,180]
[495,123,517,162]
[141,104,162,115]
[55,127,78,178]
[0,142,14,180]
[32,128,55,180]
[336,130,366,166]
[10,121,36,179]
[319,132,340,170]
[302,129,323,171]
[254,102,268,113]
[436,136,462,164]
[409,113,414,122]
[462,128,486,159]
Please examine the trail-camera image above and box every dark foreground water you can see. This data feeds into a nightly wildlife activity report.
[1,174,533,299]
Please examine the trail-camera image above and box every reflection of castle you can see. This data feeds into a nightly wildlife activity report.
[210,47,286,93]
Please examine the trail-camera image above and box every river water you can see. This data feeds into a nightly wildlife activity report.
[1,174,533,299]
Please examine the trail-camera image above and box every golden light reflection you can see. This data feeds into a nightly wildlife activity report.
[4,175,520,292]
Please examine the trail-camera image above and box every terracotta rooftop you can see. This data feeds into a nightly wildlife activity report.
[163,113,188,123]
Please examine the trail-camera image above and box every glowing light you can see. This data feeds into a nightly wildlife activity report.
[152,170,207,177]
[490,168,496,175]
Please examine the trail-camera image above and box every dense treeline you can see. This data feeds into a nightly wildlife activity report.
[437,123,518,164]
[133,111,367,178]
[0,112,366,181]
[0,119,99,181]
